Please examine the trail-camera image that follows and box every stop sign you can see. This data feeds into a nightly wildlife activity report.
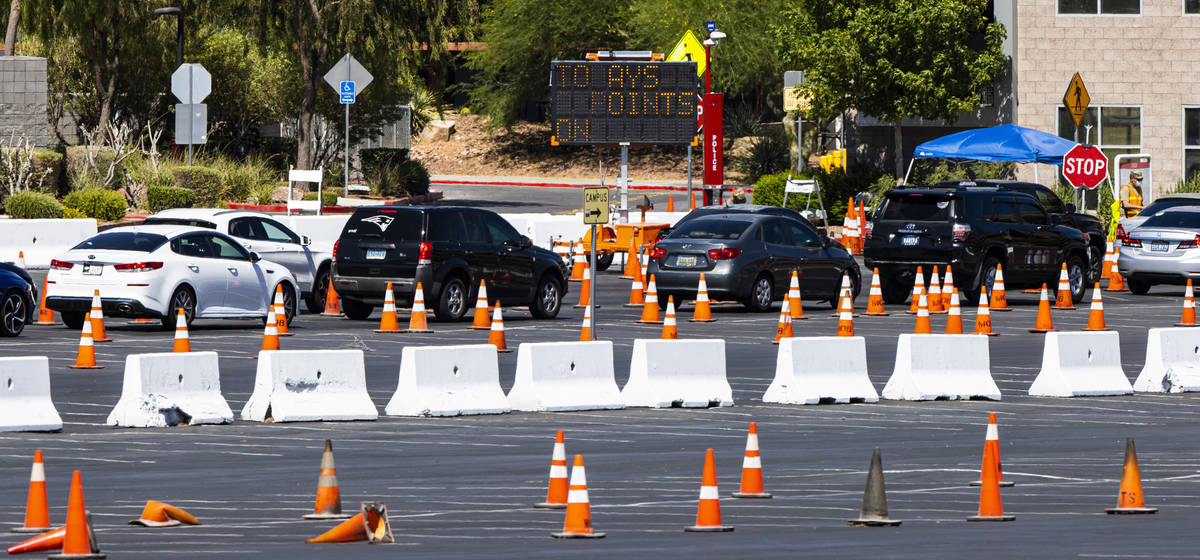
[1062,144,1108,189]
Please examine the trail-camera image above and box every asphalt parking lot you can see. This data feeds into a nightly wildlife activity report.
[4,262,1200,559]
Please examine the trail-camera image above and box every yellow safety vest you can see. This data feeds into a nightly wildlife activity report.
[1122,183,1142,217]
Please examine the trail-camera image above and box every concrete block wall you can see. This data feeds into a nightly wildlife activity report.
[0,56,55,148]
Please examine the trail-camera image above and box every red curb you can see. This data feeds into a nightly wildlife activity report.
[431,178,753,193]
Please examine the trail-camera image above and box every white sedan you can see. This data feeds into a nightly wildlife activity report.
[45,225,299,329]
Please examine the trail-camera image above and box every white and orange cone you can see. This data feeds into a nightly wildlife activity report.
[1108,247,1127,291]
[550,455,605,538]
[1055,262,1076,310]
[913,290,932,334]
[625,274,645,307]
[374,282,402,333]
[575,266,592,308]
[969,413,1015,488]
[1029,283,1056,333]
[637,275,662,324]
[579,305,593,341]
[34,277,56,325]
[835,288,854,337]
[942,266,955,310]
[172,308,190,352]
[621,236,640,279]
[88,290,110,342]
[406,282,433,333]
[928,267,945,314]
[732,423,771,499]
[1179,279,1197,327]
[974,290,997,336]
[535,431,570,509]
[255,304,280,357]
[865,267,888,316]
[944,288,963,334]
[908,267,925,315]
[273,285,292,336]
[68,318,103,369]
[470,280,491,330]
[16,250,25,269]
[303,440,350,520]
[690,274,715,322]
[321,277,341,317]
[1102,240,1116,280]
[569,240,586,282]
[685,448,734,532]
[661,296,678,339]
[1082,282,1108,331]
[787,270,807,320]
[831,273,855,317]
[774,298,793,344]
[12,450,51,533]
[488,302,511,352]
[990,265,1011,311]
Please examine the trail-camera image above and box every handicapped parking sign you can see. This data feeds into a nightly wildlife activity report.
[340,81,355,104]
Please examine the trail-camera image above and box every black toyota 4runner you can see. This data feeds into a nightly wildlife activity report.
[332,206,568,321]
[863,186,1091,305]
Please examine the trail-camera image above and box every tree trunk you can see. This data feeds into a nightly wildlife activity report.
[3,0,18,56]
[893,120,905,183]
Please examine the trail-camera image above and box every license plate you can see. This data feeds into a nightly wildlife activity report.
[82,264,102,275]
[901,236,919,246]
[1151,241,1169,252]
[676,255,697,267]
[365,249,386,260]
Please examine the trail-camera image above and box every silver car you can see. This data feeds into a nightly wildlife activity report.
[1117,206,1200,294]
[1116,193,1200,237]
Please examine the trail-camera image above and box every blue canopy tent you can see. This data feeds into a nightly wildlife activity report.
[906,124,1077,185]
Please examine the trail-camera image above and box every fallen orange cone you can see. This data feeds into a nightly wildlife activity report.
[1105,437,1157,514]
[685,448,733,532]
[535,431,569,509]
[306,502,394,544]
[128,501,201,527]
[732,423,771,499]
[551,455,605,538]
[7,526,65,554]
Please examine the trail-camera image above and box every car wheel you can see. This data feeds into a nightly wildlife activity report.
[1088,243,1104,284]
[743,274,773,312]
[0,290,28,337]
[596,253,615,272]
[880,273,912,305]
[1066,255,1087,303]
[161,285,196,330]
[341,298,374,320]
[1127,276,1151,295]
[61,311,86,330]
[305,266,331,314]
[530,273,563,319]
[435,275,470,321]
[979,256,1002,295]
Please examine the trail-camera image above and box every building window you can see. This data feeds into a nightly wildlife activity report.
[1188,0,1200,14]
[1059,0,1140,14]
[1058,106,1140,210]
[1185,108,1200,180]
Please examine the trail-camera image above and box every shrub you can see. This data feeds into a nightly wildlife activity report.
[213,155,277,202]
[64,146,119,189]
[360,148,409,179]
[724,104,764,139]
[4,191,63,219]
[303,190,339,206]
[147,185,196,212]
[62,207,88,219]
[907,160,1016,185]
[753,167,892,222]
[737,131,791,184]
[63,188,128,222]
[31,149,64,195]
[373,159,430,199]
[172,166,223,206]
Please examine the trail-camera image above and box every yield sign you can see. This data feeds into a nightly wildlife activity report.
[1063,72,1090,128]
[666,30,706,77]
[1062,144,1108,190]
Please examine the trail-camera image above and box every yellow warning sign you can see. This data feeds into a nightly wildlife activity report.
[666,30,706,77]
[1063,72,1090,128]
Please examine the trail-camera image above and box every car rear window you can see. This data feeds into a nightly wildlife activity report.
[141,217,217,229]
[1139,199,1200,218]
[342,208,422,242]
[880,195,956,222]
[669,218,752,240]
[1140,212,1200,230]
[73,232,168,252]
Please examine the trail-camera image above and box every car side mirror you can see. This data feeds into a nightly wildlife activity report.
[249,252,262,263]
[1064,203,1077,213]
[301,235,312,247]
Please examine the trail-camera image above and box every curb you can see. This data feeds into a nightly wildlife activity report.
[431,178,752,193]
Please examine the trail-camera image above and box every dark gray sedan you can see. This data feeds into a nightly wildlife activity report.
[647,212,860,311]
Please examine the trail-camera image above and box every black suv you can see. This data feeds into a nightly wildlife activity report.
[930,180,1107,282]
[332,206,568,321]
[863,186,1091,305]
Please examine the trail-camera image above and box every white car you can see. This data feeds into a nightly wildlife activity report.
[143,209,333,313]
[45,225,299,329]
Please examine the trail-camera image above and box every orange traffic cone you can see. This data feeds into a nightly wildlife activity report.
[12,450,50,533]
[569,240,586,281]
[303,440,351,520]
[48,470,105,558]
[406,282,433,333]
[306,502,394,544]
[16,250,25,269]
[1029,284,1055,333]
[913,290,932,334]
[907,267,925,314]
[1101,240,1116,280]
[68,319,103,369]
[864,268,888,316]
[1179,279,1197,327]
[661,296,678,339]
[787,270,807,320]
[966,433,1015,522]
[968,413,1014,488]
[990,264,1011,311]
[773,298,793,344]
[551,455,605,538]
[667,194,675,212]
[575,267,592,308]
[1108,247,1126,291]
[172,308,190,352]
[255,305,280,357]
[625,273,645,307]
[1082,283,1108,331]
[944,288,963,334]
[470,280,491,330]
[622,236,640,279]
[690,192,697,211]
[128,501,201,527]
[732,423,771,499]
[488,302,511,352]
[579,305,593,342]
[535,431,570,509]
[836,289,854,337]
[685,448,734,532]
[637,275,662,324]
[88,290,109,343]
[321,277,341,316]
[1054,263,1076,310]
[35,277,57,325]
[1104,437,1158,514]
[7,526,66,554]
[942,266,955,310]
[691,274,715,322]
[374,283,401,333]
[928,267,945,314]
[830,273,855,317]
[272,285,292,336]
[973,290,997,336]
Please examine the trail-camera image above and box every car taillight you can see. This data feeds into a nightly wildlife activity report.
[418,241,433,265]
[113,261,163,272]
[952,223,971,242]
[1179,236,1200,249]
[50,259,73,270]
[1115,223,1127,240]
[863,221,873,239]
[332,240,339,261]
[707,248,742,260]
[648,246,666,259]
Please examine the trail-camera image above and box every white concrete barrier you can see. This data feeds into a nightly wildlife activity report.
[1134,327,1200,393]
[507,341,624,412]
[1028,331,1133,397]
[0,218,98,269]
[0,356,62,432]
[106,352,233,427]
[385,344,510,416]
[882,334,1000,401]
[763,336,878,404]
[242,350,378,422]
[621,339,733,408]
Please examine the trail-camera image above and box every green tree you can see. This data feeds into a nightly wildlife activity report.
[772,0,1006,178]
[464,0,632,129]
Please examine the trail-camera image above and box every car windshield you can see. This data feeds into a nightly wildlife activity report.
[1139,199,1200,218]
[73,232,168,252]
[669,218,751,240]
[1140,212,1200,230]
[881,195,955,221]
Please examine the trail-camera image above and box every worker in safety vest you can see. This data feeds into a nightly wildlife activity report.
[1119,170,1144,218]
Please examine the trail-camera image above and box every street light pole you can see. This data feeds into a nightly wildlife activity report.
[154,7,183,68]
